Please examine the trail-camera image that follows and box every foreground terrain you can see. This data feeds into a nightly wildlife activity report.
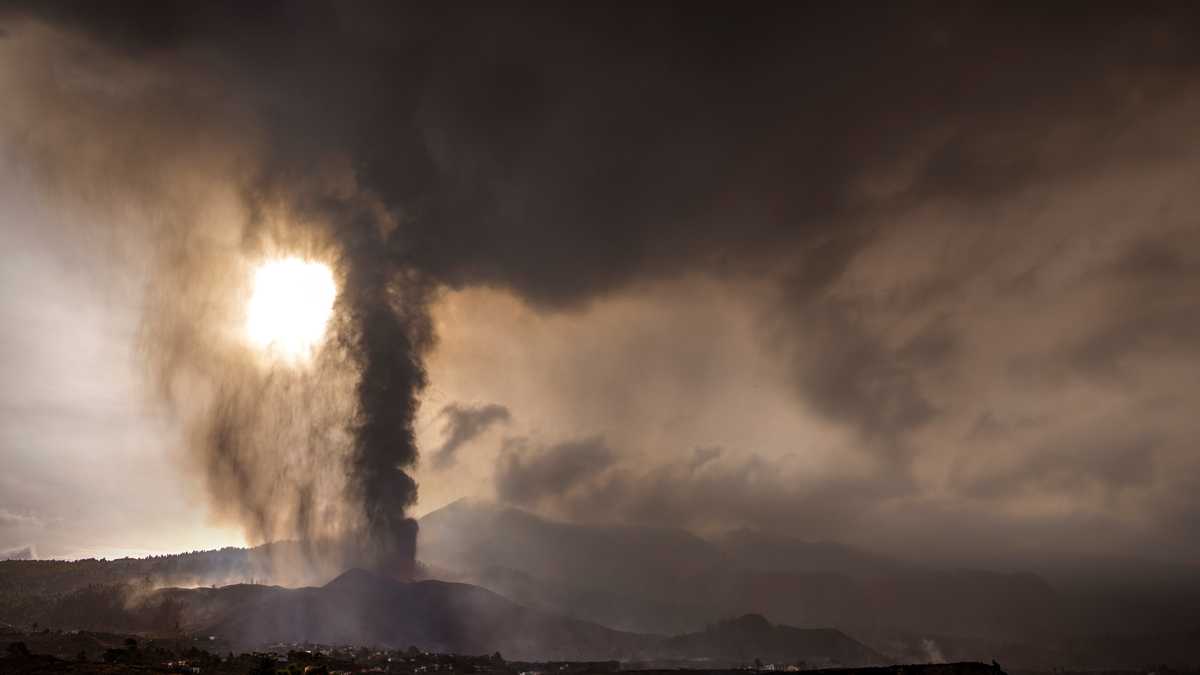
[3,501,1200,669]
[0,628,992,675]
[0,567,881,666]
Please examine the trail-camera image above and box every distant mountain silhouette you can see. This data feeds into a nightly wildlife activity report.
[418,499,732,633]
[416,500,1061,640]
[413,501,1200,669]
[202,569,652,659]
[27,567,878,663]
[4,500,1200,668]
[659,614,883,666]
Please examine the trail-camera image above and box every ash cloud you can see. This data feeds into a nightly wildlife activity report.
[496,437,617,508]
[3,2,1200,573]
[490,434,904,538]
[431,403,511,470]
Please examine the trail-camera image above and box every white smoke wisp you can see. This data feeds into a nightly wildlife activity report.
[0,545,36,561]
[920,638,946,664]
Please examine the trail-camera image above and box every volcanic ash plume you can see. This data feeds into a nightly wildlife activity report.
[0,9,446,581]
[0,37,414,585]
[336,220,437,579]
[138,195,434,582]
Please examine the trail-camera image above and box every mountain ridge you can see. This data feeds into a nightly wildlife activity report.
[33,567,881,665]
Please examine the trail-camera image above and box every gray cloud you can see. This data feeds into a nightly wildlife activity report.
[495,437,617,508]
[688,446,723,472]
[776,301,939,451]
[491,434,906,539]
[431,403,511,470]
[0,545,35,561]
[0,509,45,529]
[2,2,1200,578]
[959,434,1159,501]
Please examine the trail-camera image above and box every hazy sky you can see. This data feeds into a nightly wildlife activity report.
[0,159,239,559]
[1,4,1199,569]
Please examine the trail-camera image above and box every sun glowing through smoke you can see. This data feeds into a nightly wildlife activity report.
[246,258,337,362]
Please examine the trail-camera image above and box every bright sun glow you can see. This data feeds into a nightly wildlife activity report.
[246,257,337,361]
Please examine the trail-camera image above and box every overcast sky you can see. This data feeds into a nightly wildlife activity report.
[0,4,1198,569]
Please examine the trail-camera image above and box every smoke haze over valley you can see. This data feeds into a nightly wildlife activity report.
[1,1,1200,669]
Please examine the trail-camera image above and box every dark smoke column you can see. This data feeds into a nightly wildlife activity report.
[339,225,434,579]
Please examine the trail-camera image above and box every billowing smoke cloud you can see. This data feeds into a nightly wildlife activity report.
[431,403,511,470]
[491,434,900,537]
[0,6,446,578]
[4,2,1200,575]
[337,219,437,576]
[496,437,617,508]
